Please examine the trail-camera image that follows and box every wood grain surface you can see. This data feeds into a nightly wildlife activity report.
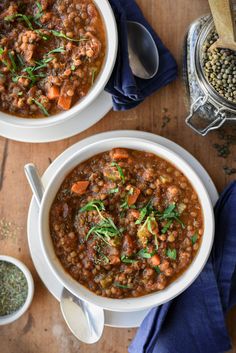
[0,1,236,352]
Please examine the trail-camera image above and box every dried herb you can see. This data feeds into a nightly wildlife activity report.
[223,166,236,175]
[0,261,28,316]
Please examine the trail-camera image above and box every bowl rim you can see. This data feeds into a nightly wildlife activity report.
[39,137,215,312]
[0,0,118,128]
[0,255,34,325]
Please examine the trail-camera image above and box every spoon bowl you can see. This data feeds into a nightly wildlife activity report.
[127,21,159,79]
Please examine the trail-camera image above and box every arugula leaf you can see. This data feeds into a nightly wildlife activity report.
[191,232,198,244]
[111,162,125,184]
[166,248,177,260]
[80,200,105,213]
[0,47,4,55]
[121,255,137,264]
[31,98,49,116]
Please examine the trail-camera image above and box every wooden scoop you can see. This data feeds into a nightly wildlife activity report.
[208,0,236,51]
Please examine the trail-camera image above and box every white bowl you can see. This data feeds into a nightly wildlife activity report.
[39,137,214,312]
[0,255,34,325]
[0,0,117,128]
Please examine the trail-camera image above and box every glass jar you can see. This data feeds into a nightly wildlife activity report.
[184,15,236,136]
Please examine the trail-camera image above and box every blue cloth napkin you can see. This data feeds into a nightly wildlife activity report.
[129,181,236,353]
[105,0,178,110]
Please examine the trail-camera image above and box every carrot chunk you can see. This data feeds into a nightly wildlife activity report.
[150,254,161,266]
[58,95,72,110]
[71,181,89,195]
[47,86,60,100]
[127,187,141,206]
[110,148,130,160]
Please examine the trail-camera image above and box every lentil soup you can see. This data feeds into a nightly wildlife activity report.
[0,0,106,118]
[49,148,204,299]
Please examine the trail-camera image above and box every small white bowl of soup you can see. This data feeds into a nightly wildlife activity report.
[0,0,117,127]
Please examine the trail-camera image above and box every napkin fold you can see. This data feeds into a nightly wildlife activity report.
[129,181,236,353]
[106,0,178,110]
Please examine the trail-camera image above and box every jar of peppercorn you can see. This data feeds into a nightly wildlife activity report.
[184,14,236,136]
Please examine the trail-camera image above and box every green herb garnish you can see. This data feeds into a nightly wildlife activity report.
[114,283,131,289]
[5,14,33,30]
[108,187,119,194]
[166,248,177,260]
[31,98,49,116]
[191,232,198,244]
[51,30,87,42]
[135,200,153,225]
[80,200,105,213]
[8,52,17,72]
[154,266,161,274]
[121,255,137,264]
[158,204,185,229]
[111,162,125,184]
[47,46,65,55]
[91,68,97,85]
[86,217,121,244]
[161,220,173,234]
[138,248,155,259]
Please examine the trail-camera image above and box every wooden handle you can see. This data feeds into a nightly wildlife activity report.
[208,0,236,43]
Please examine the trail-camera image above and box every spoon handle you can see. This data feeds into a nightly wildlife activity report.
[208,0,236,48]
[24,163,44,207]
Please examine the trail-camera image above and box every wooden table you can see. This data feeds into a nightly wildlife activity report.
[1,0,236,352]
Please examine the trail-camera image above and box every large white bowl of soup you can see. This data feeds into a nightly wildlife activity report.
[0,0,117,126]
[38,137,215,312]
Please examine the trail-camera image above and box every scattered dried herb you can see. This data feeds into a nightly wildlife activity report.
[0,261,28,316]
[0,219,21,241]
[223,167,236,175]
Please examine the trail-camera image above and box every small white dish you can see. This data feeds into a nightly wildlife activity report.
[0,255,34,326]
[38,135,214,312]
[27,130,218,327]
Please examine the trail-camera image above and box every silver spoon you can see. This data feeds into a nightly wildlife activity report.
[127,21,159,79]
[24,163,105,344]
